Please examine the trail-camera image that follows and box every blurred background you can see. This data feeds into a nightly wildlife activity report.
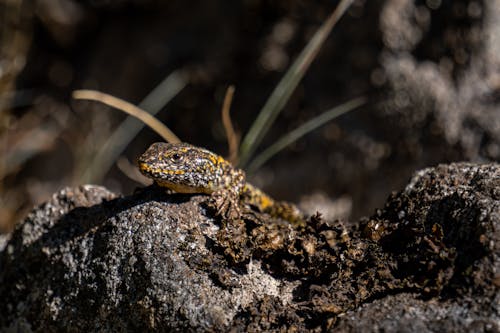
[1,0,498,232]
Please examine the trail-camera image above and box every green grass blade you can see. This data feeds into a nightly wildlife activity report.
[246,96,366,174]
[238,0,355,168]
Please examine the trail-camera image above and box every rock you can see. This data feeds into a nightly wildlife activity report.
[334,293,498,333]
[0,163,498,332]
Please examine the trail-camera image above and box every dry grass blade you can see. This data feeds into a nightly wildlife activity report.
[238,0,355,168]
[73,90,181,144]
[221,85,239,164]
[116,156,148,185]
[247,96,366,174]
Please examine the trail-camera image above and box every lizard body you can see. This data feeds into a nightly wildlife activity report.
[138,142,303,223]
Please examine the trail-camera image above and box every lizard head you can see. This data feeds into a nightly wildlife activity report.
[138,142,244,194]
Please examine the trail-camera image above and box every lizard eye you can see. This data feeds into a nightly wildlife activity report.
[170,153,183,162]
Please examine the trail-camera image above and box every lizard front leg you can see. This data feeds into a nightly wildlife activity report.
[209,167,246,220]
[210,188,242,220]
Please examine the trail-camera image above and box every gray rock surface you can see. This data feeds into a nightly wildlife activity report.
[0,163,498,332]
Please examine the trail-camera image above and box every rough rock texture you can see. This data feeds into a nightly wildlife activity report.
[0,163,498,332]
[335,293,498,333]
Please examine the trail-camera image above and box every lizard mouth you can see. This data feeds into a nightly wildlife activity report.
[138,162,186,178]
[138,162,166,180]
[138,162,152,175]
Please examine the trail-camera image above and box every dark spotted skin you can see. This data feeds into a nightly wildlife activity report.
[138,142,304,223]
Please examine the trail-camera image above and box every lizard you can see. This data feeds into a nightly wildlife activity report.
[138,142,304,224]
